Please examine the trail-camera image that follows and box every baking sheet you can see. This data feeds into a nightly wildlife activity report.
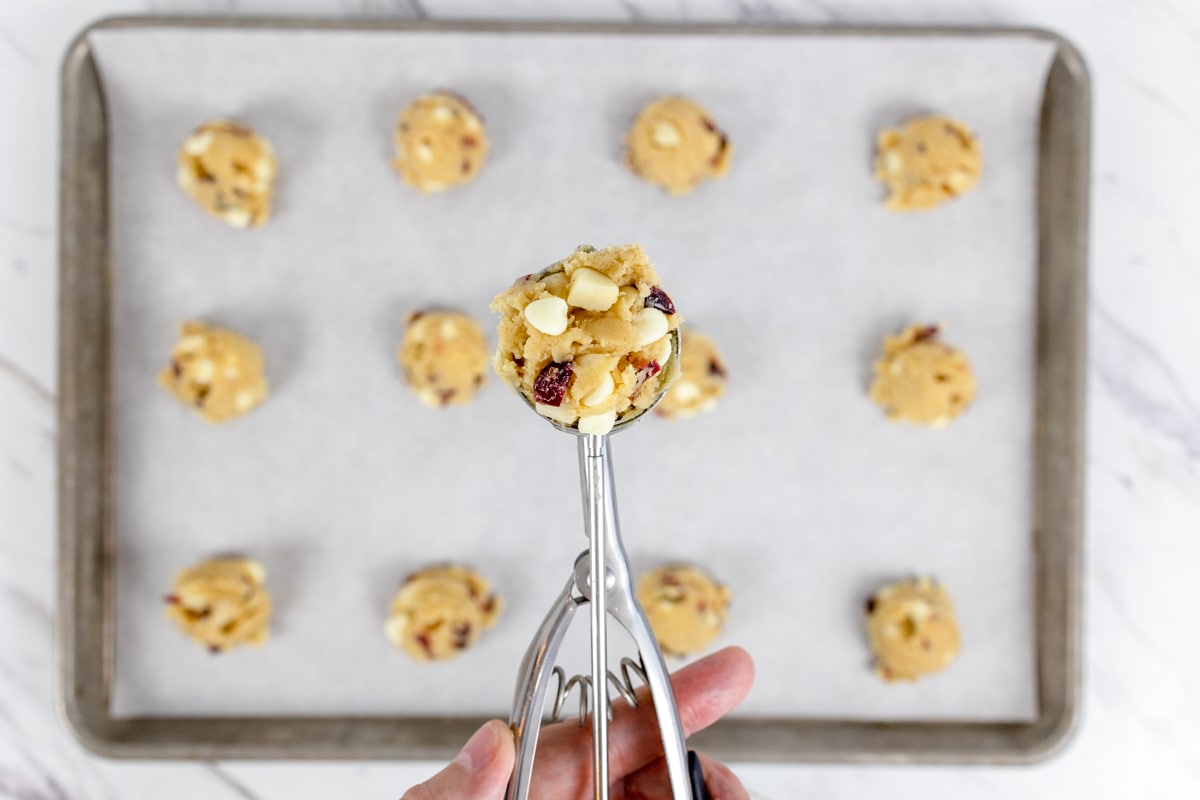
[88,27,1054,721]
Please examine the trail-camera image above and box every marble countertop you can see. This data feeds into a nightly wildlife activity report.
[2,0,1198,797]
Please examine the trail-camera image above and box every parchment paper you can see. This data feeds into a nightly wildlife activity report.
[90,27,1054,721]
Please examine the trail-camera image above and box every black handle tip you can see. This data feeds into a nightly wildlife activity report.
[687,750,713,800]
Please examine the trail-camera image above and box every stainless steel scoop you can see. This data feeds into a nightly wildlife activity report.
[505,328,708,800]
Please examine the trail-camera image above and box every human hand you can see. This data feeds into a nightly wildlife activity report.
[400,645,755,799]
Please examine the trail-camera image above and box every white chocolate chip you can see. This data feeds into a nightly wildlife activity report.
[652,335,672,365]
[524,297,569,335]
[578,410,617,435]
[581,372,615,407]
[245,561,266,582]
[671,379,700,403]
[183,131,214,155]
[233,390,257,410]
[535,402,578,425]
[619,285,640,309]
[652,121,682,148]
[223,209,253,228]
[188,360,215,382]
[567,267,620,311]
[415,143,434,163]
[884,152,903,174]
[634,307,669,347]
[384,616,407,645]
[432,104,454,121]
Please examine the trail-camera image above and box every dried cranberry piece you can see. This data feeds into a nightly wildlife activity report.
[533,362,574,406]
[452,623,473,649]
[865,596,878,614]
[162,594,181,605]
[415,632,435,658]
[913,324,940,343]
[644,287,676,315]
[633,360,662,392]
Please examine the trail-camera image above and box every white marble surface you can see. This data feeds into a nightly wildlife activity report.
[1,0,1198,797]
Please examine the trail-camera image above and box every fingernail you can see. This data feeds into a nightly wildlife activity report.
[453,721,498,774]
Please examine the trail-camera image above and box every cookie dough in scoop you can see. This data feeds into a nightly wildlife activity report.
[491,244,681,435]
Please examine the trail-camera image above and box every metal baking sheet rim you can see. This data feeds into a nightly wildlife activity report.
[57,16,1089,763]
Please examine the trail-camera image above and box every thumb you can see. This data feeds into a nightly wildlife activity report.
[401,720,515,800]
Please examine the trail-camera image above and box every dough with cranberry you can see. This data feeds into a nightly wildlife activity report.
[385,565,502,662]
[392,92,488,192]
[655,328,727,419]
[163,557,271,653]
[874,115,982,211]
[869,323,975,428]
[397,311,489,407]
[176,120,277,228]
[864,577,960,682]
[158,321,268,423]
[624,96,732,195]
[636,564,731,658]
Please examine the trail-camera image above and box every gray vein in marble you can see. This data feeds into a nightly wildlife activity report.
[1092,302,1200,462]
[0,25,38,67]
[1099,172,1197,280]
[2,584,54,630]
[1092,671,1200,780]
[0,767,72,800]
[615,0,648,21]
[1146,0,1200,45]
[206,763,262,800]
[7,456,32,480]
[1111,66,1196,127]
[732,0,792,22]
[1094,560,1198,707]
[351,0,427,17]
[0,215,51,238]
[0,354,55,407]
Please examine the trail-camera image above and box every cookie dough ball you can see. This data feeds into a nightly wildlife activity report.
[397,311,490,407]
[176,120,278,228]
[624,96,732,195]
[392,92,489,192]
[869,324,975,428]
[385,565,502,662]
[636,565,732,658]
[655,328,727,419]
[874,115,982,211]
[865,577,960,682]
[158,321,269,423]
[491,244,682,436]
[163,557,271,653]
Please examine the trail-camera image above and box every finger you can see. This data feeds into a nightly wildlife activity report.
[621,752,750,800]
[531,646,755,794]
[401,719,515,800]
